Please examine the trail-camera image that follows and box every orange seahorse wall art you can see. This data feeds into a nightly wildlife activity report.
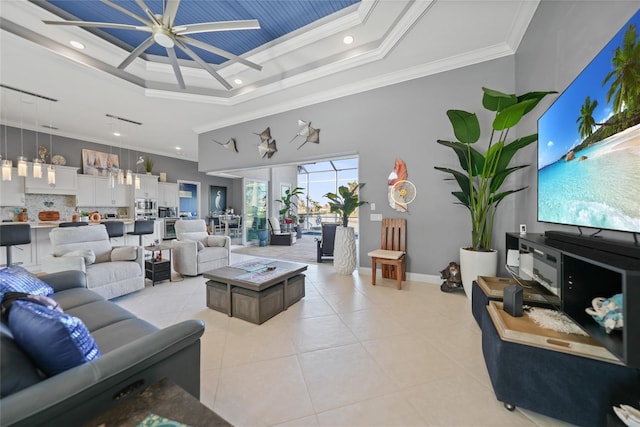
[388,159,408,212]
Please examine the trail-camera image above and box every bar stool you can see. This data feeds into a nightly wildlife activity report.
[0,223,31,267]
[127,220,155,246]
[101,221,124,239]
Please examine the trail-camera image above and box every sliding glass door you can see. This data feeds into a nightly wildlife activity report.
[243,179,268,245]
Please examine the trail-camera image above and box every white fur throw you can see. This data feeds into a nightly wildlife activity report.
[526,307,588,336]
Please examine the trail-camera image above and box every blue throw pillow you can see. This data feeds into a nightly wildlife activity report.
[8,300,101,376]
[0,266,54,300]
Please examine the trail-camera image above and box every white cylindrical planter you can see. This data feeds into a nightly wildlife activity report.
[459,248,498,300]
[334,226,356,275]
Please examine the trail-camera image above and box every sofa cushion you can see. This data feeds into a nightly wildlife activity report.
[0,266,54,300]
[64,300,138,333]
[8,300,101,376]
[111,246,138,262]
[90,318,158,353]
[49,225,113,263]
[0,333,43,397]
[53,288,105,311]
[86,261,142,288]
[207,236,226,247]
[63,249,96,265]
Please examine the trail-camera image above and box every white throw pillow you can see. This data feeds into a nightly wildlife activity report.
[111,246,138,262]
[63,249,96,265]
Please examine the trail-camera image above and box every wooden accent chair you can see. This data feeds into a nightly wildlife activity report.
[367,218,406,290]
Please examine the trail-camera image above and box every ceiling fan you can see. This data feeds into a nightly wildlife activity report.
[43,0,263,90]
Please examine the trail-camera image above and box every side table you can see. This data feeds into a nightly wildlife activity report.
[144,244,172,285]
[83,377,231,427]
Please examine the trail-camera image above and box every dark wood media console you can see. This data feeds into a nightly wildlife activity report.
[507,232,640,368]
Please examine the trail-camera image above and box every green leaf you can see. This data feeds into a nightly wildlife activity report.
[495,134,537,172]
[492,99,537,130]
[446,110,480,144]
[489,165,529,193]
[436,140,484,176]
[482,87,517,112]
[517,91,558,115]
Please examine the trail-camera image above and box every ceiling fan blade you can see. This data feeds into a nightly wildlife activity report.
[134,0,160,25]
[173,19,260,35]
[100,0,152,26]
[42,20,150,32]
[118,36,155,69]
[166,47,186,89]
[174,39,232,90]
[162,0,181,28]
[178,35,262,71]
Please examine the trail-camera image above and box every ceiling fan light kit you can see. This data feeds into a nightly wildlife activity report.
[43,0,262,90]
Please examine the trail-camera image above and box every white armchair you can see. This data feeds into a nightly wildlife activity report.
[172,219,230,276]
[42,224,145,299]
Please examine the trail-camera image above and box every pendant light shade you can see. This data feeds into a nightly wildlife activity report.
[33,159,43,178]
[126,170,132,185]
[1,159,12,181]
[135,175,140,190]
[17,156,28,177]
[47,164,55,185]
[117,169,124,185]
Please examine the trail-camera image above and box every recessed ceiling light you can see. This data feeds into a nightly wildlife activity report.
[176,146,182,151]
[70,40,85,49]
[343,35,354,45]
[234,78,243,85]
[113,132,120,137]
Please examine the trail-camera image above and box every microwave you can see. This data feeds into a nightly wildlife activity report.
[159,207,177,218]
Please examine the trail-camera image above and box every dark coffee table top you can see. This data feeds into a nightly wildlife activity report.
[203,259,307,292]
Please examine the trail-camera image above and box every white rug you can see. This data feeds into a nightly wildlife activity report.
[526,307,588,336]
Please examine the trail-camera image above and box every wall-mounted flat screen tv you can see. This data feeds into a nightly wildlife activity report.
[537,9,640,233]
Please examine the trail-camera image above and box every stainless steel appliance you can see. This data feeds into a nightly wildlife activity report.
[135,198,158,220]
[162,218,178,240]
[158,207,177,218]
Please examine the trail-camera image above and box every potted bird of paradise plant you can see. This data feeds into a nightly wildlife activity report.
[435,87,555,298]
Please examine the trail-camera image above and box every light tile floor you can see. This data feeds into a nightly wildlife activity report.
[113,253,572,427]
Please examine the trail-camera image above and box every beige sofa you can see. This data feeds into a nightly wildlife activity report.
[41,224,145,299]
[172,219,230,276]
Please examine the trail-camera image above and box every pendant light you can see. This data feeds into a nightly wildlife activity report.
[134,152,141,189]
[117,142,124,185]
[1,125,11,182]
[17,96,28,177]
[32,99,42,179]
[47,102,55,186]
[126,145,132,185]
[1,91,12,181]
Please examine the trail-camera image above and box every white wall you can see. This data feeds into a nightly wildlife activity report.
[199,57,516,276]
[514,1,640,243]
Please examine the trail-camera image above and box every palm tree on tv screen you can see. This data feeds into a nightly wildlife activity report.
[577,96,599,139]
[603,23,640,114]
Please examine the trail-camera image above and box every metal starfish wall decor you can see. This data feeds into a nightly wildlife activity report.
[289,120,321,150]
[213,138,238,152]
[255,127,277,158]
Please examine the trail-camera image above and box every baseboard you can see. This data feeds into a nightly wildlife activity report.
[358,267,440,285]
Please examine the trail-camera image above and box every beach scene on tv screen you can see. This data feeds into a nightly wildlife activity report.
[538,10,640,233]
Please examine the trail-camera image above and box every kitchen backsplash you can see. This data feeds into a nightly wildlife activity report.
[1,195,123,222]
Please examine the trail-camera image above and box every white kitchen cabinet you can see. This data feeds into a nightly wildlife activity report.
[77,175,130,207]
[158,182,178,207]
[25,165,78,195]
[0,168,26,207]
[76,175,95,206]
[134,174,159,200]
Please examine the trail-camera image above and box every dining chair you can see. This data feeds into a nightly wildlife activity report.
[367,218,406,290]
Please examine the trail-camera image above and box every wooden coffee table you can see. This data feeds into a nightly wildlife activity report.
[203,259,307,317]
